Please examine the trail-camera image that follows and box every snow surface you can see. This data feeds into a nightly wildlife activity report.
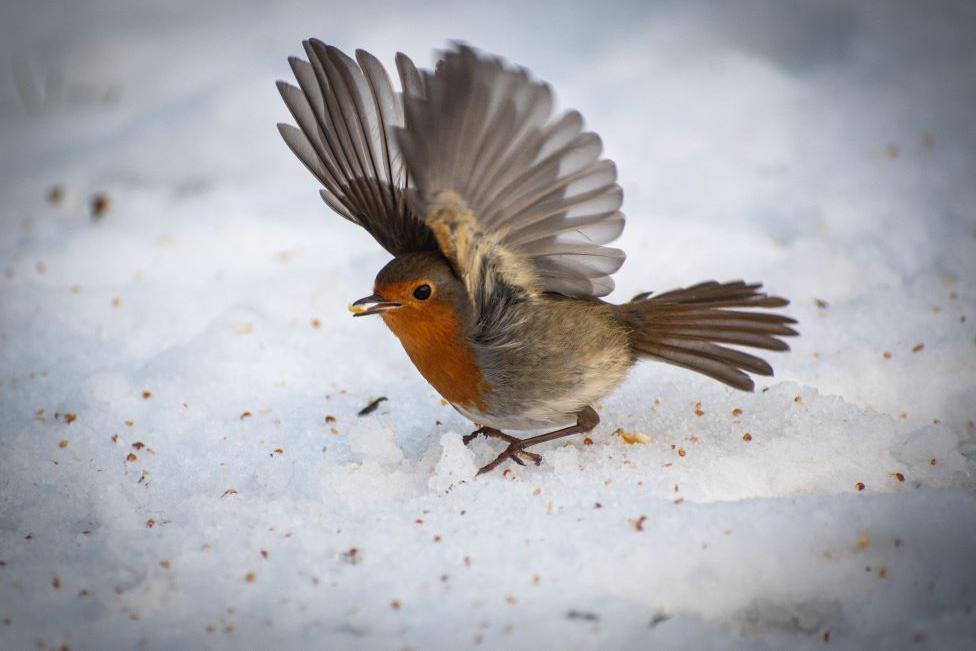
[2,1,975,649]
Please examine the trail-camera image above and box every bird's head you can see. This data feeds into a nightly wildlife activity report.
[349,252,469,334]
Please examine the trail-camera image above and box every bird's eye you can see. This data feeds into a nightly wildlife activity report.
[413,283,432,300]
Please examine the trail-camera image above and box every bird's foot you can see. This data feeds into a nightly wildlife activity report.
[478,436,542,475]
[477,441,543,475]
[463,427,542,473]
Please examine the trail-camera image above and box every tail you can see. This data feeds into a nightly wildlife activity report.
[616,280,798,391]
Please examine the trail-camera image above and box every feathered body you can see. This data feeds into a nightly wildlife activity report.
[464,295,633,430]
[277,41,798,471]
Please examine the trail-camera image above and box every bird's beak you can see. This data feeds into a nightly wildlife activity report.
[348,293,401,317]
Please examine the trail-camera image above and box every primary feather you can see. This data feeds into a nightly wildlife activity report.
[276,40,436,255]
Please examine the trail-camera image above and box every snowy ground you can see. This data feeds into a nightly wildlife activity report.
[2,1,975,649]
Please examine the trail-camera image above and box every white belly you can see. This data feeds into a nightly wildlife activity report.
[451,402,577,432]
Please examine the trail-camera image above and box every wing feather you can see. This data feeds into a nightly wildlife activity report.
[395,43,625,298]
[277,42,436,255]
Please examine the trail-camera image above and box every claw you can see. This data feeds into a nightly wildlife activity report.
[462,426,544,474]
[517,450,542,465]
[476,441,544,475]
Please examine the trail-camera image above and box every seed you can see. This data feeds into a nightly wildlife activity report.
[90,193,110,219]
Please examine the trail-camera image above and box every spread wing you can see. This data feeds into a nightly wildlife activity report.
[276,40,437,255]
[395,43,626,304]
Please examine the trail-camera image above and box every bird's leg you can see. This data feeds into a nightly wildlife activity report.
[475,406,600,475]
[463,426,542,466]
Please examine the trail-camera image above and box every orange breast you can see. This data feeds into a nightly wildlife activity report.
[381,301,490,411]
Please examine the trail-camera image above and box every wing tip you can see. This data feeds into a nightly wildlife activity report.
[276,121,297,137]
[355,48,380,68]
[274,79,294,96]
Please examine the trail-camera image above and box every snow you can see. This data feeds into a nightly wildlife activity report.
[2,1,975,649]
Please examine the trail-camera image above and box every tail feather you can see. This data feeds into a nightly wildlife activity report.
[664,329,791,352]
[641,281,791,307]
[618,280,798,391]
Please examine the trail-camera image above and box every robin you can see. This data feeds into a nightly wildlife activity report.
[277,41,797,474]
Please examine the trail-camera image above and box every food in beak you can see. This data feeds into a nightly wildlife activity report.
[349,293,401,317]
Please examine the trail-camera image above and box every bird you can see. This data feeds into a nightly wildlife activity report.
[276,41,798,475]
